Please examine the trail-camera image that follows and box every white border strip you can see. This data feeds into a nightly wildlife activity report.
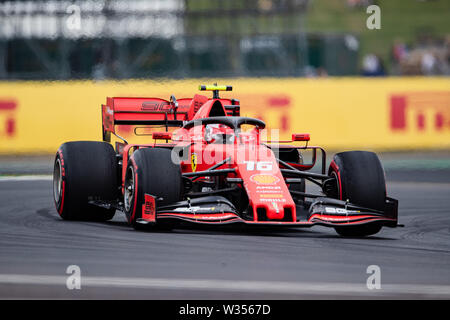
[0,274,450,298]
[0,175,52,181]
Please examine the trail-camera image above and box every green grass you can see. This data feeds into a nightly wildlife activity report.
[306,0,450,71]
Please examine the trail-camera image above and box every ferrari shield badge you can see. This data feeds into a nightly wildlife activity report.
[191,153,197,172]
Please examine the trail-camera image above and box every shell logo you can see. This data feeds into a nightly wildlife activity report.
[250,174,280,185]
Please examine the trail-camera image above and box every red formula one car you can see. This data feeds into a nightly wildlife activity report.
[53,85,398,237]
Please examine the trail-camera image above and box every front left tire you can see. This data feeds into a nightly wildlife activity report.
[123,147,183,230]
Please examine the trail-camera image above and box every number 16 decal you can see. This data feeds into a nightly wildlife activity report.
[245,161,273,171]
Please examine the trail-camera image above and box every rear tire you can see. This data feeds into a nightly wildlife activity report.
[53,141,118,221]
[123,148,182,230]
[328,151,385,237]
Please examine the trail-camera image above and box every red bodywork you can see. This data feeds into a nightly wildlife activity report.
[101,93,398,228]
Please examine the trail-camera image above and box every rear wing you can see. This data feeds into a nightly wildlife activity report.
[102,96,192,142]
[101,93,240,142]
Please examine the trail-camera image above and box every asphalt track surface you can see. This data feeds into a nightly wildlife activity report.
[0,154,450,299]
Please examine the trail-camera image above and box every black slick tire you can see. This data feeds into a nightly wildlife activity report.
[53,141,118,221]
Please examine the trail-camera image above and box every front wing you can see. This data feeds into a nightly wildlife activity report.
[138,195,399,228]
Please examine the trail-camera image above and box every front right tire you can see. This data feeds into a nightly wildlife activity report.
[328,151,386,237]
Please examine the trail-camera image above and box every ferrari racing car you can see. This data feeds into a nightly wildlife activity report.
[53,85,398,237]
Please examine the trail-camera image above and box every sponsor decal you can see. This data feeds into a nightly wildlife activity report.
[173,206,201,212]
[256,189,283,194]
[256,185,281,190]
[259,194,284,198]
[0,100,17,138]
[390,92,450,132]
[260,198,286,203]
[191,153,198,172]
[142,194,156,222]
[58,150,65,177]
[250,174,280,185]
[325,207,347,214]
[142,101,171,112]
[325,207,360,214]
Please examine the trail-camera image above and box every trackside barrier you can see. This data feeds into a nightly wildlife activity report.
[0,78,449,154]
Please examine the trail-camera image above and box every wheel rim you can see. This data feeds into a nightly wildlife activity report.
[124,166,135,212]
[53,158,62,204]
[330,171,340,200]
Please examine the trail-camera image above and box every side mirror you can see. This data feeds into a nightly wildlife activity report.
[152,132,172,140]
[292,133,310,142]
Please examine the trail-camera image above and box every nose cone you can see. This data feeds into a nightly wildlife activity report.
[234,145,296,222]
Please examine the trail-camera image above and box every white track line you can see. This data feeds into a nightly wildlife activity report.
[0,274,450,297]
[0,175,52,181]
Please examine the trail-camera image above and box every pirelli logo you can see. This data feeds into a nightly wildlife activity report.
[0,100,17,138]
[390,92,450,132]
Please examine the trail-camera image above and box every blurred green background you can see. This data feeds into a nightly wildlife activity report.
[306,0,450,74]
[0,0,449,79]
